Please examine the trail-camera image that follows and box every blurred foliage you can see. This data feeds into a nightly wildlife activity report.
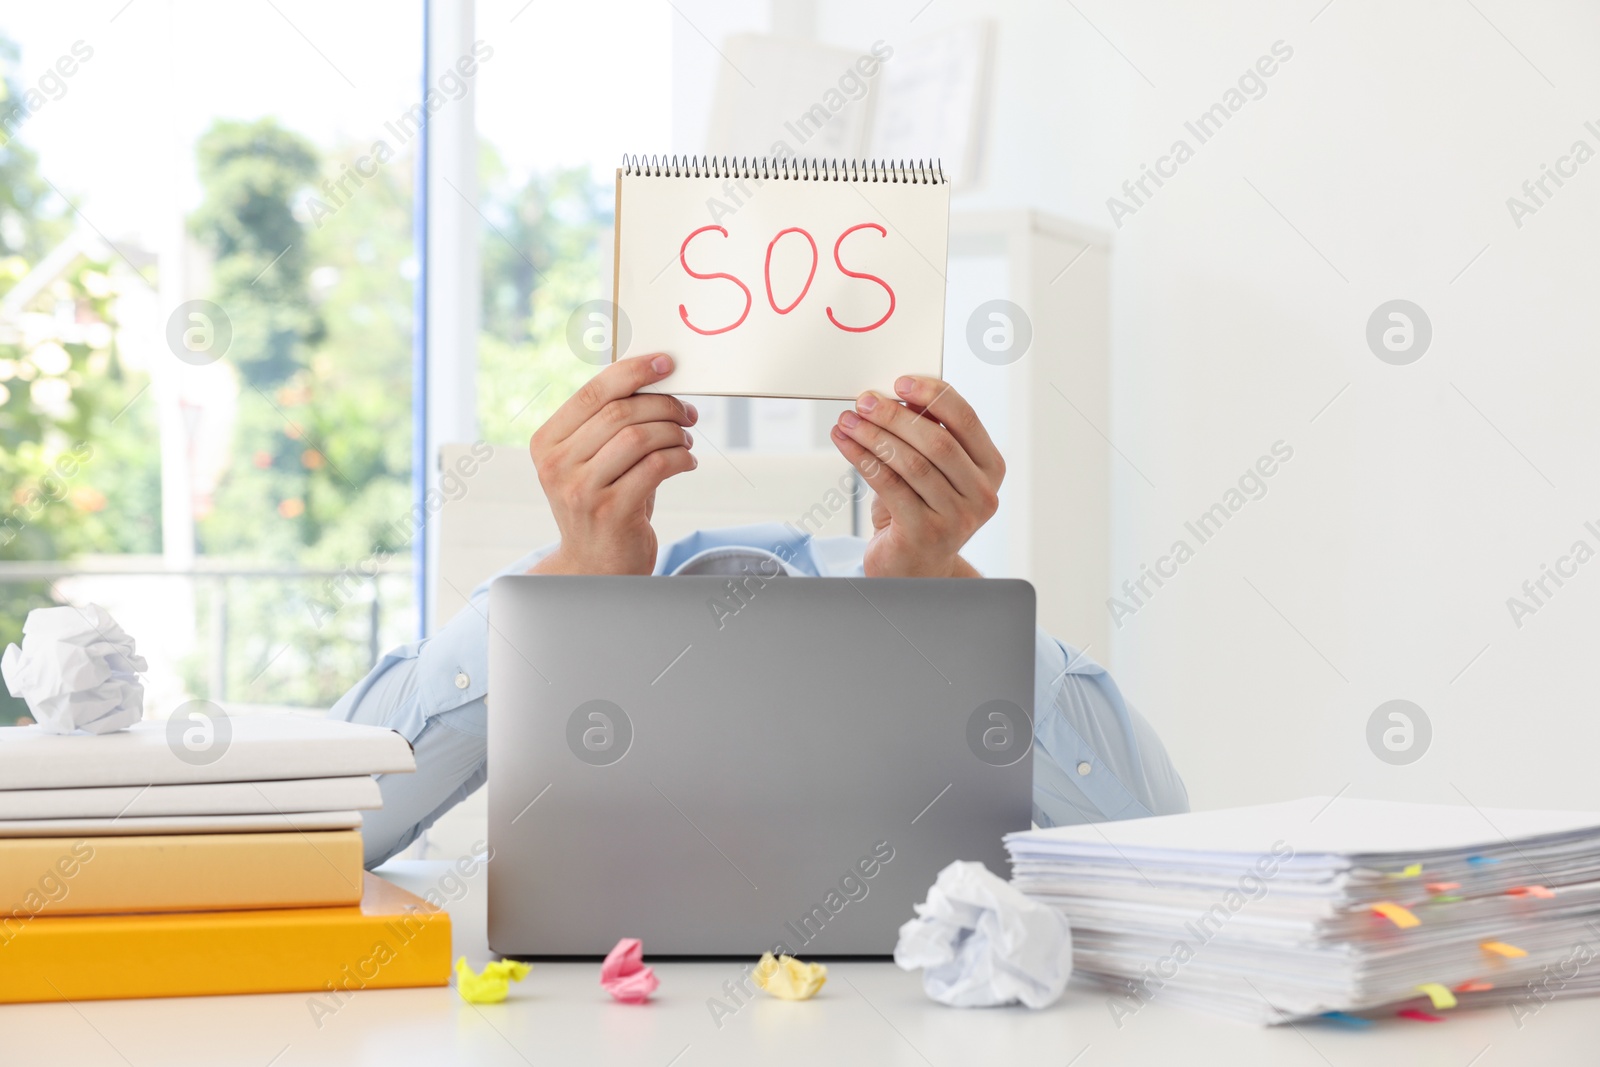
[0,31,160,723]
[190,119,415,706]
[2,25,616,714]
[188,120,324,387]
[0,34,71,264]
[477,145,610,445]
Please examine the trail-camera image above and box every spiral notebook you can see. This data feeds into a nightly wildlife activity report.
[613,156,950,400]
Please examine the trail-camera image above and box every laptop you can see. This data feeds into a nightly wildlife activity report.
[486,574,1035,958]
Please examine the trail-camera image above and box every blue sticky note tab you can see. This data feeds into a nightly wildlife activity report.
[1467,856,1501,866]
[1320,1011,1373,1028]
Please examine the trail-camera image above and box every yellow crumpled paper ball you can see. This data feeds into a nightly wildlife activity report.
[455,956,532,1004]
[752,952,828,1000]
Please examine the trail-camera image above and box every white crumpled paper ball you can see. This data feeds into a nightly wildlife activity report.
[1,603,147,734]
[894,860,1074,1009]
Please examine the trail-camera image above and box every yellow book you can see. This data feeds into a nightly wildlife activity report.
[0,831,364,916]
[0,874,450,1003]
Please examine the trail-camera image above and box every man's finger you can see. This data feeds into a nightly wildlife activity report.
[835,410,959,513]
[830,424,926,521]
[851,390,985,499]
[891,376,1004,478]
[536,353,675,446]
[610,445,697,506]
[588,421,695,487]
[565,394,697,464]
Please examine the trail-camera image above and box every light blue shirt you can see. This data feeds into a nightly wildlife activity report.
[330,523,1189,867]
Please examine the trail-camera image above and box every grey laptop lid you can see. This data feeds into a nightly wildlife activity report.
[487,575,1034,957]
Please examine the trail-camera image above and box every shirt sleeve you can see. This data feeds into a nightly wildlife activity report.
[326,542,557,866]
[1029,630,1190,827]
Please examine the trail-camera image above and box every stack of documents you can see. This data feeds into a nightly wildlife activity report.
[1006,797,1600,1024]
[0,714,451,1003]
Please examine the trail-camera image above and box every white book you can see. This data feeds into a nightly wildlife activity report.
[614,157,949,400]
[0,716,414,790]
[0,776,381,820]
[0,810,363,837]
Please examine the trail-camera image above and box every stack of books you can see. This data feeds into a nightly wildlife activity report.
[0,715,451,1003]
[1005,796,1600,1024]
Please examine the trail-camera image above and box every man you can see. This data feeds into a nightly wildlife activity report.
[331,353,1188,867]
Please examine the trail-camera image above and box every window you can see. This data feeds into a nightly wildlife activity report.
[0,2,423,723]
[471,0,672,446]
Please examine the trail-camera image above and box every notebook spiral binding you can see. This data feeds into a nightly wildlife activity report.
[621,155,945,185]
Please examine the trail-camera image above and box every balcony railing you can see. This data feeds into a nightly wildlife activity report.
[0,558,412,709]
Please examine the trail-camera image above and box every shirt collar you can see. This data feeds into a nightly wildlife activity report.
[655,522,822,576]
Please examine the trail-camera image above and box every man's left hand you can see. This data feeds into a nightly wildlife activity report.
[829,375,1005,579]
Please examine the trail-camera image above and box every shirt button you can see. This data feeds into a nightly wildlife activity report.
[1076,761,1092,776]
[454,672,470,690]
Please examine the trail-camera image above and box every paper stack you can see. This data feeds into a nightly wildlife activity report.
[0,714,451,1003]
[1005,797,1600,1025]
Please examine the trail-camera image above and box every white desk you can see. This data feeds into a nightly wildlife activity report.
[6,860,1595,1066]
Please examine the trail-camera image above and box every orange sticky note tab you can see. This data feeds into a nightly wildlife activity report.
[1455,980,1494,992]
[1507,885,1555,899]
[1425,882,1460,893]
[1416,983,1457,1010]
[1481,941,1528,959]
[1371,902,1420,928]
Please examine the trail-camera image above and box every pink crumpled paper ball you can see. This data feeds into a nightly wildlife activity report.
[600,938,658,1003]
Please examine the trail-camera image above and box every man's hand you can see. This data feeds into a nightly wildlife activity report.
[528,353,697,575]
[829,375,1004,578]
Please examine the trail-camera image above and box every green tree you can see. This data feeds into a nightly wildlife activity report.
[477,148,611,445]
[0,30,159,723]
[189,120,414,705]
[187,119,323,387]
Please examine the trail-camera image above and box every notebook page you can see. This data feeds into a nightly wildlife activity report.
[615,163,949,399]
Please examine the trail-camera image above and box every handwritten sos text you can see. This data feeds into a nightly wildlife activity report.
[677,223,897,336]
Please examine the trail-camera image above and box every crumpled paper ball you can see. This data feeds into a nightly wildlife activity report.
[894,860,1074,1009]
[455,956,531,1004]
[1,604,146,735]
[753,952,828,1000]
[599,937,658,1003]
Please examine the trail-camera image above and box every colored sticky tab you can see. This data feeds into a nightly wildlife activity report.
[752,952,828,1001]
[1455,980,1494,992]
[1467,855,1500,866]
[1481,941,1528,959]
[600,937,659,1003]
[455,957,532,1004]
[1319,1011,1373,1028]
[1397,1008,1445,1023]
[1433,895,1463,903]
[1416,983,1457,1010]
[1425,882,1460,893]
[1371,902,1420,928]
[1386,863,1423,879]
[1507,885,1556,899]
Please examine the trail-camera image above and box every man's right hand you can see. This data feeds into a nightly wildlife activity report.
[527,353,697,575]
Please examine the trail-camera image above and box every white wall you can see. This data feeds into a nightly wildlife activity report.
[772,0,1600,814]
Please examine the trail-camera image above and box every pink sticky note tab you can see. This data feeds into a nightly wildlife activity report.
[1397,1008,1445,1023]
[600,937,659,1003]
[1507,885,1556,899]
